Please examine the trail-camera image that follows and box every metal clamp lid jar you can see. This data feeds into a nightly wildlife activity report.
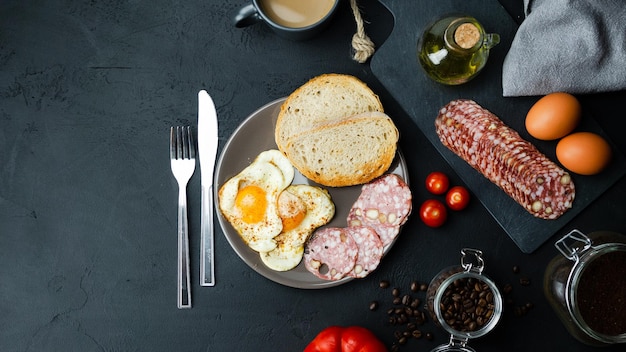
[544,229,626,345]
[426,248,503,352]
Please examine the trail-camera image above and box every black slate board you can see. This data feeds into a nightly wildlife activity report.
[371,0,626,253]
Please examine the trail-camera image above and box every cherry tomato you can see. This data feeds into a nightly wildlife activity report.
[446,186,471,211]
[425,172,450,195]
[420,199,447,228]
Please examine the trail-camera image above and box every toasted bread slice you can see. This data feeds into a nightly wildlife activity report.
[275,73,384,151]
[283,112,399,187]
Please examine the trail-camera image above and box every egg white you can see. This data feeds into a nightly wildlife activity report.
[218,150,295,253]
[260,184,335,271]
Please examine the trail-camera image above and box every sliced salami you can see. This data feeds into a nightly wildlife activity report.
[347,208,399,247]
[346,226,384,278]
[347,174,412,247]
[435,99,575,220]
[303,227,358,281]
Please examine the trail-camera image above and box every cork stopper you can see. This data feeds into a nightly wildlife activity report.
[454,23,480,49]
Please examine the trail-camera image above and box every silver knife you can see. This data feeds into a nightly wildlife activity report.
[197,90,218,286]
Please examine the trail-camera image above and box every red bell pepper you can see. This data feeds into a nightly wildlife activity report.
[304,325,387,352]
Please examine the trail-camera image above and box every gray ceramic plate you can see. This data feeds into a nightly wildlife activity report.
[214,97,409,289]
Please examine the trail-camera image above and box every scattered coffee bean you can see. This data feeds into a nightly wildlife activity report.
[501,265,535,319]
[401,294,411,306]
[419,283,428,291]
[411,329,422,339]
[374,280,439,350]
[410,298,420,308]
[425,332,434,340]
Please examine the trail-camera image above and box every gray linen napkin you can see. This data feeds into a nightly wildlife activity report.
[502,0,626,97]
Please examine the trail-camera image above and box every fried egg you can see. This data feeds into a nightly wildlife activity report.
[260,184,335,271]
[218,150,294,252]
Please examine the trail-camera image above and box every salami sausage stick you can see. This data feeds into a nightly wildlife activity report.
[435,100,575,220]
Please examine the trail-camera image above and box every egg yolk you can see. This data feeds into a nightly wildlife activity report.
[235,185,267,224]
[277,191,306,232]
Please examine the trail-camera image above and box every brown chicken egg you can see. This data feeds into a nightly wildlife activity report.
[525,92,581,140]
[556,132,612,175]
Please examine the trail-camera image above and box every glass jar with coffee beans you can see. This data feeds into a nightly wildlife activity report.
[544,229,626,346]
[425,248,503,352]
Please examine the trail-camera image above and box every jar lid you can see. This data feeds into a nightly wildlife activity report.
[430,343,476,352]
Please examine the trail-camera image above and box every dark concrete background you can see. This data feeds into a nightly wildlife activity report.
[1,0,624,351]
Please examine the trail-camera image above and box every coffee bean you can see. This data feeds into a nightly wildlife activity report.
[410,298,420,308]
[380,280,390,289]
[369,301,379,311]
[410,281,419,292]
[519,277,531,286]
[439,277,495,332]
[420,283,428,291]
[402,294,411,306]
[512,265,520,274]
[392,287,400,297]
[520,305,528,315]
[425,332,434,340]
[412,329,422,339]
[503,283,513,294]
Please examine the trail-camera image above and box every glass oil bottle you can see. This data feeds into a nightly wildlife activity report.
[418,15,500,85]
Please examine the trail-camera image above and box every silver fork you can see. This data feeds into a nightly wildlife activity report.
[170,126,195,309]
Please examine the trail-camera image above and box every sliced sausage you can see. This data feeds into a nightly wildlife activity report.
[347,174,412,246]
[346,226,384,278]
[303,227,358,280]
[435,99,575,220]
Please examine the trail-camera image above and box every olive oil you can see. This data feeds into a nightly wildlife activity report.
[418,16,500,85]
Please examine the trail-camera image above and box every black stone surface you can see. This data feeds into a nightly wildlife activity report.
[370,0,626,254]
[1,0,624,351]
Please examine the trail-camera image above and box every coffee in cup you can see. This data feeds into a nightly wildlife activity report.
[259,0,335,28]
[234,0,338,41]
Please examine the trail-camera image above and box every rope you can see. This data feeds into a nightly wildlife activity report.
[349,0,375,63]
